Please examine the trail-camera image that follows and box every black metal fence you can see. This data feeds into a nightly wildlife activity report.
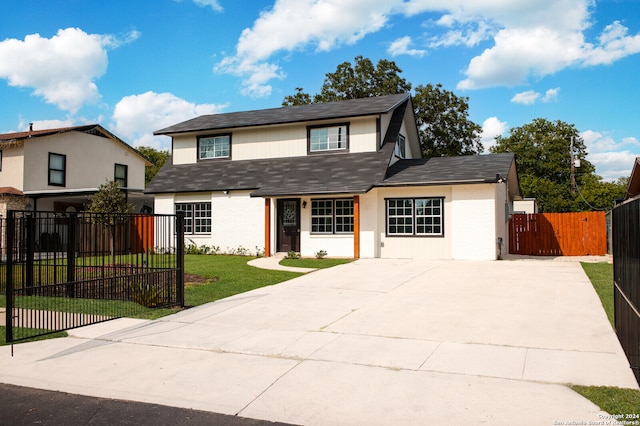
[3,211,184,343]
[612,198,640,385]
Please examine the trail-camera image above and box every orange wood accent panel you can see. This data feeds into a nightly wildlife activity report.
[264,198,271,257]
[509,211,607,256]
[132,215,154,254]
[354,195,360,259]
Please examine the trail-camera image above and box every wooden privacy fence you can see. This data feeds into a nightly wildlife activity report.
[509,212,607,256]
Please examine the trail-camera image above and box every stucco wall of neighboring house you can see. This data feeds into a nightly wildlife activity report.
[376,186,453,259]
[22,132,146,192]
[451,183,498,260]
[0,143,25,190]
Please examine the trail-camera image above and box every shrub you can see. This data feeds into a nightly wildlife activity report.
[315,250,328,259]
[284,251,301,260]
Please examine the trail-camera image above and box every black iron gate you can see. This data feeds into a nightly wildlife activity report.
[3,211,184,343]
[612,198,640,385]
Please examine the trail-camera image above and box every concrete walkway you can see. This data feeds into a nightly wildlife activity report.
[0,258,637,425]
[248,252,317,273]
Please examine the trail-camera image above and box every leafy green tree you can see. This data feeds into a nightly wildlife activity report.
[86,180,133,264]
[413,83,483,157]
[282,56,482,157]
[490,118,626,212]
[137,146,170,185]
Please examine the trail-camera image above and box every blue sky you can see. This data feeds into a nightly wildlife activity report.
[1,0,639,181]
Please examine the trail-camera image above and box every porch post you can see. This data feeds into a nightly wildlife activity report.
[354,195,360,259]
[264,198,271,257]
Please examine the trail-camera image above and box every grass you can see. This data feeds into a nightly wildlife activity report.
[578,261,640,416]
[581,262,615,327]
[0,327,67,346]
[279,257,352,269]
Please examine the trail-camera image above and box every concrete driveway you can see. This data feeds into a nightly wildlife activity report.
[0,258,637,425]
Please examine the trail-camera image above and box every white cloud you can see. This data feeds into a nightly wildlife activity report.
[215,0,397,97]
[543,87,560,102]
[581,130,640,180]
[193,0,223,12]
[480,116,507,151]
[0,28,138,113]
[111,91,227,149]
[388,36,427,57]
[511,90,540,105]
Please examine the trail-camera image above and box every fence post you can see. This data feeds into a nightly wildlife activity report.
[176,212,184,308]
[5,211,15,343]
[25,213,35,296]
[65,213,76,298]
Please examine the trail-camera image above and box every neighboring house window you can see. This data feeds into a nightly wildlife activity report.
[0,150,2,171]
[311,198,354,234]
[175,202,212,234]
[395,134,406,158]
[48,153,66,186]
[198,134,230,159]
[114,164,128,187]
[386,198,444,236]
[308,124,348,152]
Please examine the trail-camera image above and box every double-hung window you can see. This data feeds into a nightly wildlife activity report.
[199,134,230,160]
[309,124,348,152]
[311,198,354,234]
[175,202,212,234]
[48,153,66,186]
[394,134,406,158]
[387,198,443,236]
[114,163,128,187]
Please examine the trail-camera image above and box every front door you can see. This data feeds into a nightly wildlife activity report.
[277,199,300,252]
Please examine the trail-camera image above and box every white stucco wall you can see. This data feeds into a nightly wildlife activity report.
[155,191,264,255]
[451,184,497,260]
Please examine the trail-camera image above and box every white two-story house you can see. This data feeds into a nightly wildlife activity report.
[0,124,152,216]
[147,93,521,260]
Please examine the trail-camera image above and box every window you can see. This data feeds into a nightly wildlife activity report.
[394,134,406,158]
[387,198,443,236]
[311,198,354,234]
[114,164,128,187]
[175,202,212,234]
[309,124,348,152]
[199,134,230,159]
[48,153,66,186]
[0,150,2,171]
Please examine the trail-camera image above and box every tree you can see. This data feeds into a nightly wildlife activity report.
[413,83,483,157]
[490,118,626,212]
[137,146,170,185]
[282,56,482,157]
[86,180,133,264]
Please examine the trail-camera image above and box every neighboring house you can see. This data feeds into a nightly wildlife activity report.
[146,93,522,260]
[0,124,152,214]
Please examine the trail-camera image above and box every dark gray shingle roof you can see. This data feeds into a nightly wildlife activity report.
[145,142,395,197]
[382,153,516,186]
[154,93,411,135]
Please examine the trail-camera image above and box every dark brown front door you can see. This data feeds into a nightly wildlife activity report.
[277,199,300,252]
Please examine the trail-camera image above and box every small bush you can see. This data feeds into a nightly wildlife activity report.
[315,250,328,259]
[130,279,159,308]
[284,251,301,260]
[255,246,265,258]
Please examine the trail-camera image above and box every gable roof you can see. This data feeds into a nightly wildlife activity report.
[154,93,412,135]
[625,157,640,199]
[0,124,153,166]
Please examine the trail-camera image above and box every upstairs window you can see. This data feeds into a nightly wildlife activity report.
[48,153,66,187]
[309,124,348,152]
[0,150,2,171]
[199,134,230,160]
[114,163,128,187]
[395,134,406,158]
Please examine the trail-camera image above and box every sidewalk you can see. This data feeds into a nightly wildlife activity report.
[1,258,636,425]
[247,253,317,273]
